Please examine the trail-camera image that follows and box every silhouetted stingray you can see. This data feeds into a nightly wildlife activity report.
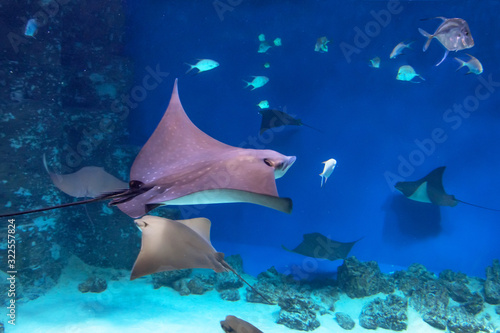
[220,315,263,333]
[0,80,295,218]
[282,232,363,261]
[132,215,271,304]
[43,155,127,198]
[258,109,320,135]
[395,166,500,211]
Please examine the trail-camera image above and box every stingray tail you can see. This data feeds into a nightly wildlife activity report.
[456,199,500,212]
[222,262,273,305]
[0,187,133,218]
[301,122,323,133]
[0,196,107,218]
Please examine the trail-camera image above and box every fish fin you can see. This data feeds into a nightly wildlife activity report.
[435,50,449,66]
[42,153,50,173]
[185,63,194,74]
[420,17,447,22]
[454,57,466,71]
[418,28,433,52]
[242,80,251,88]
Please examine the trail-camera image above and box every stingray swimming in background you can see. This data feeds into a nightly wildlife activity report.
[132,215,271,304]
[0,79,296,219]
[258,109,320,135]
[43,155,128,199]
[395,166,500,211]
[282,232,363,261]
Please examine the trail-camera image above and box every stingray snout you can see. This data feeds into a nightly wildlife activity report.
[134,219,148,230]
[274,155,296,179]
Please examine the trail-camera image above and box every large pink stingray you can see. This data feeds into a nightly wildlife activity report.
[1,79,295,218]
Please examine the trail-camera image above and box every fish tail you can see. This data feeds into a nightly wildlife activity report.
[418,28,433,52]
[185,63,194,74]
[454,57,466,71]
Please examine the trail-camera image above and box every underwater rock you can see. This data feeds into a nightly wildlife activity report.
[337,256,394,298]
[219,289,240,302]
[393,263,437,296]
[460,292,484,315]
[246,266,294,304]
[446,306,487,333]
[172,279,190,296]
[215,272,243,291]
[495,305,500,314]
[225,254,244,274]
[410,279,449,329]
[439,269,469,284]
[277,296,320,331]
[187,275,214,295]
[152,269,192,289]
[442,280,474,303]
[484,259,500,304]
[78,276,107,293]
[359,294,408,331]
[334,312,355,330]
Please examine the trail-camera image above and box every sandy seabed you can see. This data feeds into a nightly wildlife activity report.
[1,257,468,333]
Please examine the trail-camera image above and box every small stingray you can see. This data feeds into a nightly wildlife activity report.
[132,215,271,304]
[395,166,500,211]
[43,155,128,198]
[258,109,320,135]
[0,80,295,218]
[282,232,363,261]
[220,315,263,333]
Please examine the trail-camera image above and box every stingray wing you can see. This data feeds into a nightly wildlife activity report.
[282,233,359,261]
[424,166,457,206]
[130,79,231,185]
[130,216,225,280]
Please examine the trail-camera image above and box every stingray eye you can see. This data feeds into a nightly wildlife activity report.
[263,158,274,167]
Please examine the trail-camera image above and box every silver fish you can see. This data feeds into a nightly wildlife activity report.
[418,17,474,66]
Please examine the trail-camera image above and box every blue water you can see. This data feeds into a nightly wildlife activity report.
[121,0,500,278]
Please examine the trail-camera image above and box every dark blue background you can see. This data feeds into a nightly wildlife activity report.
[124,0,500,278]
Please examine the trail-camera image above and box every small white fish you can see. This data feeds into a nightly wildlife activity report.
[24,18,38,37]
[455,54,483,75]
[185,59,219,74]
[396,65,425,83]
[243,76,269,91]
[319,158,337,187]
[369,57,381,68]
[273,38,282,46]
[258,34,266,42]
[390,41,413,59]
[257,100,269,109]
[314,37,330,53]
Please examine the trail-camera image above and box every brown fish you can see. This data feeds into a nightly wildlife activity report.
[419,17,474,66]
